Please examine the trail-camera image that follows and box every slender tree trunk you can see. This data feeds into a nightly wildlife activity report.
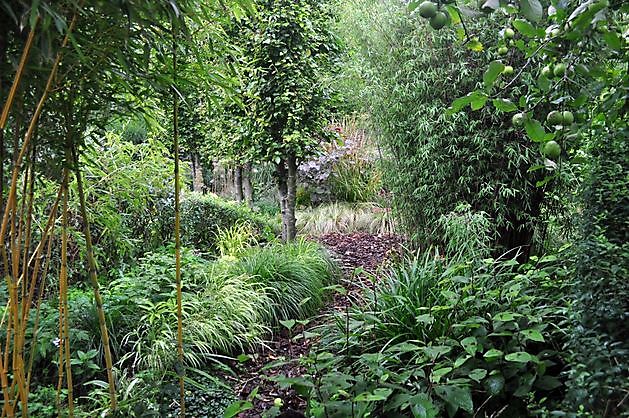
[286,153,297,241]
[191,153,204,193]
[277,161,289,242]
[243,162,253,207]
[277,154,298,242]
[235,165,244,203]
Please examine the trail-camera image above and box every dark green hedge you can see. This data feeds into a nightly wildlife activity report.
[567,129,629,414]
[178,193,277,252]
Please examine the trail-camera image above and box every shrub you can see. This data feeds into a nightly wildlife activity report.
[566,129,629,414]
[275,248,571,416]
[341,1,549,254]
[175,192,276,252]
[231,240,339,323]
[298,117,381,204]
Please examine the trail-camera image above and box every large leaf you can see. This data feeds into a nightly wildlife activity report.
[524,118,546,142]
[483,61,505,89]
[435,385,473,414]
[493,99,518,112]
[513,19,545,38]
[519,0,543,22]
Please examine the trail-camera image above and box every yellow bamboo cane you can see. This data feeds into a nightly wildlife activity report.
[172,26,186,417]
[0,18,38,129]
[72,145,118,412]
[59,167,74,417]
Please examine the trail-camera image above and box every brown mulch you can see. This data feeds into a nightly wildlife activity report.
[227,233,404,417]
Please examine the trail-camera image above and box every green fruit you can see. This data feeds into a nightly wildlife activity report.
[541,65,553,78]
[430,12,448,30]
[498,46,509,55]
[512,112,526,127]
[553,63,567,77]
[419,1,438,18]
[504,28,515,38]
[503,65,514,75]
[546,110,563,126]
[543,141,561,159]
[562,111,574,125]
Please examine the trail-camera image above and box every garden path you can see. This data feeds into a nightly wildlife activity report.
[228,233,403,417]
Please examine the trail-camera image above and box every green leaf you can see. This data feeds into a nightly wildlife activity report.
[484,348,504,360]
[354,388,393,402]
[505,351,535,363]
[435,385,473,414]
[279,319,296,330]
[423,345,452,361]
[454,355,471,368]
[512,19,544,37]
[484,374,506,395]
[448,94,474,114]
[520,329,545,342]
[471,93,488,111]
[224,400,253,418]
[416,313,435,324]
[493,99,518,112]
[431,367,453,383]
[493,311,518,321]
[519,0,543,22]
[603,31,622,50]
[524,119,546,142]
[483,61,505,90]
[461,337,479,356]
[469,369,488,382]
[467,38,484,52]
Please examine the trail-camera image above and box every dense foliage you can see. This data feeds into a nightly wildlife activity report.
[339,1,549,255]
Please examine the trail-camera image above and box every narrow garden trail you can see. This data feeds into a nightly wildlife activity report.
[230,233,403,417]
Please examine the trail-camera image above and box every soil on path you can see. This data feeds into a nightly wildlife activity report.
[228,233,403,417]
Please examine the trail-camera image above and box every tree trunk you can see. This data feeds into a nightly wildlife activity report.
[277,161,289,242]
[286,153,297,241]
[243,162,254,207]
[235,165,244,203]
[277,155,298,242]
[191,153,204,193]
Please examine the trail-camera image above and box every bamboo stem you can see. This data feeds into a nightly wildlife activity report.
[59,167,74,417]
[0,10,79,270]
[26,224,56,391]
[172,27,186,417]
[72,145,118,412]
[0,18,38,129]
